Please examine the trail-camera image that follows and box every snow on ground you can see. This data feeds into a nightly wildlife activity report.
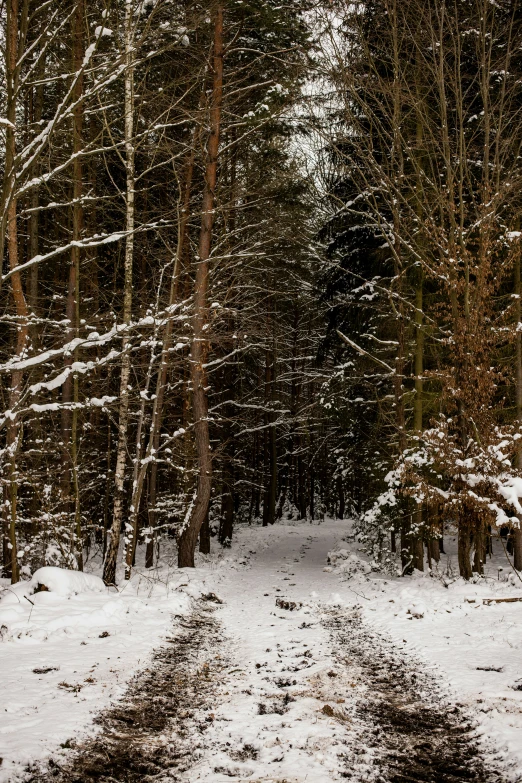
[325,522,522,781]
[185,523,363,782]
[3,519,522,782]
[0,558,209,782]
[184,520,522,781]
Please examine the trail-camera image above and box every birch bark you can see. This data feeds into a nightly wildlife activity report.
[514,243,522,572]
[103,0,135,585]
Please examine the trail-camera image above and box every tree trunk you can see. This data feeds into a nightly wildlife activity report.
[199,509,211,554]
[515,249,522,571]
[68,0,85,570]
[178,4,224,568]
[28,50,44,320]
[456,395,473,579]
[396,332,411,574]
[262,347,277,526]
[103,424,112,557]
[253,430,261,520]
[400,517,412,575]
[297,450,306,520]
[3,0,29,584]
[458,510,473,580]
[309,468,315,521]
[411,269,424,571]
[145,141,197,569]
[220,486,233,546]
[428,537,440,564]
[125,290,175,579]
[219,355,236,546]
[262,419,269,527]
[103,3,135,585]
[337,474,345,519]
[473,518,485,576]
[513,521,522,574]
[124,351,154,579]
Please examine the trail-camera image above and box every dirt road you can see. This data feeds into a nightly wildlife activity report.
[26,525,503,782]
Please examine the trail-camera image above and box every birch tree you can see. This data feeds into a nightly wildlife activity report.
[102,0,136,586]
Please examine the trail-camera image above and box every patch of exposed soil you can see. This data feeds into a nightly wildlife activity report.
[326,610,505,783]
[25,600,225,783]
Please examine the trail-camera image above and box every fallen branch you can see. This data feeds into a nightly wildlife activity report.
[482,597,522,605]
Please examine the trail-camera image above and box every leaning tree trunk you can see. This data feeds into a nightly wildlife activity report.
[103,4,135,585]
[178,4,224,568]
[145,139,197,569]
[124,271,175,579]
[124,339,157,580]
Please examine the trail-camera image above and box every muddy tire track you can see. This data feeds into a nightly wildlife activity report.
[25,599,225,783]
[326,610,505,783]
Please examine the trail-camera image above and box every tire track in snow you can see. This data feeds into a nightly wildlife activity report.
[24,597,226,783]
[21,524,512,783]
[326,608,506,783]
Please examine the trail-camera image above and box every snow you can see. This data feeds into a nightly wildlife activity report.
[94,26,113,37]
[33,567,105,596]
[325,522,522,781]
[186,523,363,781]
[498,476,522,515]
[3,522,522,781]
[0,567,105,603]
[187,521,522,781]
[0,563,208,782]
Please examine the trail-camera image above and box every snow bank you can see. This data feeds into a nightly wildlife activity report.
[1,567,106,607]
[31,566,105,596]
[326,548,372,577]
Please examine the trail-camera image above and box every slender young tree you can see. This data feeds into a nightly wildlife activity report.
[3,0,30,583]
[103,0,136,585]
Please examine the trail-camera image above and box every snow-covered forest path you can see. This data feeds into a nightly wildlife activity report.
[28,523,504,783]
[185,524,501,783]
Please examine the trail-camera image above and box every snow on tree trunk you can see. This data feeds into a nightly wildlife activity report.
[178,4,224,569]
[103,0,135,586]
